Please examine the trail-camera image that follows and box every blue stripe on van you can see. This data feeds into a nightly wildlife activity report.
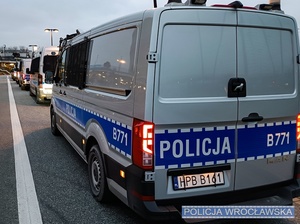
[54,98,132,159]
[54,97,296,168]
[155,121,296,169]
[237,121,296,162]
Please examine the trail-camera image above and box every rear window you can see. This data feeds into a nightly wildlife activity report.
[159,25,236,98]
[238,27,294,96]
[159,25,295,99]
[43,55,58,73]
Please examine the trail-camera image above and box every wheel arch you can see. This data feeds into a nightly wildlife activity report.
[85,120,111,174]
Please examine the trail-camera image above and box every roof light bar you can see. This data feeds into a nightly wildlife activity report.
[256,4,273,10]
[191,0,207,4]
[167,0,182,3]
[212,1,256,10]
[228,1,243,8]
[271,3,281,10]
[184,0,206,5]
[255,3,282,12]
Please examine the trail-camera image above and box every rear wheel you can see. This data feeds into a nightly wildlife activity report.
[88,145,111,202]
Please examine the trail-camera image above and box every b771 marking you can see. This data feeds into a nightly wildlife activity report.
[113,127,128,146]
[267,132,290,147]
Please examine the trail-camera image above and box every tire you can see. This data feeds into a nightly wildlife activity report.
[29,87,34,96]
[50,108,60,136]
[35,89,40,104]
[88,145,111,202]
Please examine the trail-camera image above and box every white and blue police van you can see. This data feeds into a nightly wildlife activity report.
[29,46,59,104]
[50,0,300,222]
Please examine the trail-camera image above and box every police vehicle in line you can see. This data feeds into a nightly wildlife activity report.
[29,46,59,104]
[18,58,32,90]
[50,0,300,222]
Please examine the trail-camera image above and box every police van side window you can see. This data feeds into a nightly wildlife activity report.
[65,41,90,89]
[55,50,68,84]
[86,28,137,95]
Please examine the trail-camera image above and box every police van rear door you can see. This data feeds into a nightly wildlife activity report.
[234,11,298,190]
[152,8,238,200]
[152,8,298,200]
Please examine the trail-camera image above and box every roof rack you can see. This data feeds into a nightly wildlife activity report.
[59,30,81,50]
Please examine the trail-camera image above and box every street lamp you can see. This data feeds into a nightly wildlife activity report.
[44,28,59,46]
[29,44,37,58]
[3,44,6,57]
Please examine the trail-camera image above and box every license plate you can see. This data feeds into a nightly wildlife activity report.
[173,171,225,190]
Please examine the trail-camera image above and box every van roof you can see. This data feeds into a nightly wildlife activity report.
[66,2,295,45]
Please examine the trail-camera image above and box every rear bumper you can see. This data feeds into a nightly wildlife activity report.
[125,168,300,222]
[37,88,52,103]
[22,80,30,85]
[126,165,182,221]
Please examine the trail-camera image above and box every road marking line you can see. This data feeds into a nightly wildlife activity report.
[7,76,43,224]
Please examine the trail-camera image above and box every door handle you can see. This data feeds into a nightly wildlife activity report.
[234,83,244,92]
[242,113,263,122]
[228,78,246,97]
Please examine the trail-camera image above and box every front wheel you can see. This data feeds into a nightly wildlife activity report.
[50,108,60,136]
[29,87,34,96]
[88,145,111,202]
[35,89,41,104]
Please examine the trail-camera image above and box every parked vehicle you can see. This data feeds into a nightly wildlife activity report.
[29,46,59,103]
[11,61,21,82]
[50,0,300,222]
[18,58,32,90]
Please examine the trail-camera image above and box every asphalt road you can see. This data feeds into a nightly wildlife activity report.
[1,74,300,224]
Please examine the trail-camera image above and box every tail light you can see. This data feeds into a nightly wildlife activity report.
[38,74,42,85]
[295,114,300,178]
[132,119,154,170]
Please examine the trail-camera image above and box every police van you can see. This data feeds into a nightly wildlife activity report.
[29,46,59,103]
[51,0,300,221]
[18,58,32,90]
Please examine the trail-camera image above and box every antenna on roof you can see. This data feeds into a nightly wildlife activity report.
[153,0,157,8]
